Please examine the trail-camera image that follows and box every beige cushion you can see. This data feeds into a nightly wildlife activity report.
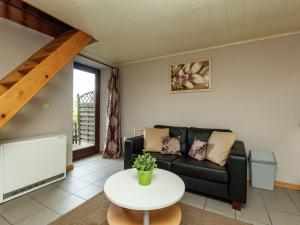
[206,131,237,166]
[143,128,169,152]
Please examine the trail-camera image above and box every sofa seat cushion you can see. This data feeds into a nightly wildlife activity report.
[152,153,180,171]
[132,153,180,171]
[172,156,228,183]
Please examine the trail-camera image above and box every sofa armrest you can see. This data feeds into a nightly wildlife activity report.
[124,135,144,169]
[228,140,247,204]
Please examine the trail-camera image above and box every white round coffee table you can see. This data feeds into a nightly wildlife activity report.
[104,168,185,225]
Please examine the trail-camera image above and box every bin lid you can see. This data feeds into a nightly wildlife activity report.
[249,150,277,165]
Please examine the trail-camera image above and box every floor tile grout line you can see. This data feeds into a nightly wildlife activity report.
[89,170,122,184]
[73,159,120,171]
[55,185,89,200]
[74,161,113,171]
[29,187,79,217]
[9,198,46,225]
[203,197,207,210]
[74,158,100,168]
[261,186,300,216]
[59,177,93,186]
[64,167,120,192]
[68,164,116,180]
[204,200,236,218]
[70,188,103,201]
[72,166,122,184]
[285,188,300,214]
[78,174,111,184]
[33,191,87,216]
[56,179,92,189]
[266,206,300,217]
[236,211,271,225]
[259,189,273,225]
[33,195,70,217]
[31,188,73,210]
[47,180,89,201]
[0,214,12,225]
[28,197,62,217]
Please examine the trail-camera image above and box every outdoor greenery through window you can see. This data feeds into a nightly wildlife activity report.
[72,68,95,151]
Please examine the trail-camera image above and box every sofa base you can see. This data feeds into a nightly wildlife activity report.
[232,201,242,211]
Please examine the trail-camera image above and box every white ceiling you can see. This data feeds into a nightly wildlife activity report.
[25,0,300,65]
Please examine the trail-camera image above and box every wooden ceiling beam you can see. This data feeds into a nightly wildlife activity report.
[0,0,72,37]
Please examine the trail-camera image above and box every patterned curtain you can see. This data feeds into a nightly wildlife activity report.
[102,68,122,158]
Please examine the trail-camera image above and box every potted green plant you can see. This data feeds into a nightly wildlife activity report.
[133,153,157,186]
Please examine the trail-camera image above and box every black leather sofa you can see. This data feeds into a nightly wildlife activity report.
[124,125,247,210]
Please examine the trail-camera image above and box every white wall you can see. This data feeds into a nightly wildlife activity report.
[120,34,300,184]
[0,18,73,165]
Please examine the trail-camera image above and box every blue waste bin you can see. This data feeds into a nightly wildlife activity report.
[249,150,277,190]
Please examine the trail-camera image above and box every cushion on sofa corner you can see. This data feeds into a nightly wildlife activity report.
[143,127,169,152]
[206,131,237,166]
[187,127,231,150]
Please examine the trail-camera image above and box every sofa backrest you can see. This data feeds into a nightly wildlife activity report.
[187,127,231,150]
[154,125,188,155]
[154,125,232,155]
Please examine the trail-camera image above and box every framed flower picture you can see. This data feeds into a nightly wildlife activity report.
[170,59,211,93]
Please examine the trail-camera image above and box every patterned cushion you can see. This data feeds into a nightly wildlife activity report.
[188,138,208,161]
[161,136,181,155]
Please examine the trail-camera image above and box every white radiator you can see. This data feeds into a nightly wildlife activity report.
[0,135,66,203]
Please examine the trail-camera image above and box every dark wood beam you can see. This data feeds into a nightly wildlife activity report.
[0,0,73,37]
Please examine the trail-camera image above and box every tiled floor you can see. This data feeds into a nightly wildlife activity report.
[181,184,300,225]
[0,154,299,225]
[0,154,123,225]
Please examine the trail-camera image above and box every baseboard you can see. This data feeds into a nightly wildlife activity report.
[247,177,299,190]
[66,164,74,172]
[275,181,300,191]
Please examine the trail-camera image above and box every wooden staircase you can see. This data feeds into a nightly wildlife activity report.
[0,29,93,128]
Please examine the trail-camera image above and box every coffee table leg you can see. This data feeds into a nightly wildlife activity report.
[143,210,149,225]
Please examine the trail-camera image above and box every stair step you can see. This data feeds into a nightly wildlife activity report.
[44,30,78,52]
[0,76,22,84]
[0,84,8,96]
[55,30,77,43]
[43,42,63,52]
[0,79,19,88]
[30,51,50,63]
[18,62,38,74]
[57,29,77,39]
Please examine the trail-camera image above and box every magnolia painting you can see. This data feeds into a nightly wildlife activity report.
[170,59,211,92]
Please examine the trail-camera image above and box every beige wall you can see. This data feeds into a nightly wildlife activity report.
[0,18,73,165]
[120,34,300,184]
